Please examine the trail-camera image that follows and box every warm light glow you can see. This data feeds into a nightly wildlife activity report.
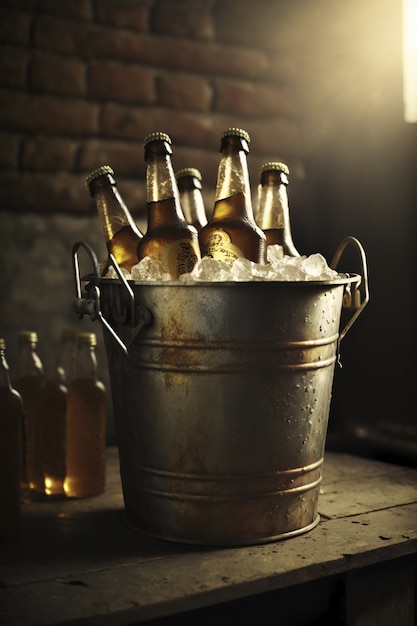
[403,0,417,122]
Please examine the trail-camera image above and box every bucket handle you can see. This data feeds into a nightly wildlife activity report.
[71,241,152,355]
[330,236,369,352]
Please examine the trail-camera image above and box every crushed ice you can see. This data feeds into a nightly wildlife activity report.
[104,245,344,282]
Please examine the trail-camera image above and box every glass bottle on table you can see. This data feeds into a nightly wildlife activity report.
[35,328,77,498]
[199,127,266,266]
[255,161,300,257]
[175,167,208,231]
[0,338,23,537]
[86,165,143,274]
[64,332,107,498]
[137,132,201,279]
[15,330,45,499]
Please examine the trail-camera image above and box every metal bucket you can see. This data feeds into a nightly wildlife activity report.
[72,237,368,546]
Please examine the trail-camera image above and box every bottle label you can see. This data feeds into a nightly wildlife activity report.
[163,239,200,278]
[201,230,244,267]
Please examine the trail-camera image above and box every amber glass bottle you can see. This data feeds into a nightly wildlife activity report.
[15,330,45,499]
[65,332,107,498]
[0,338,23,537]
[255,161,300,256]
[137,132,201,279]
[175,167,208,231]
[199,128,266,266]
[35,328,76,497]
[86,165,143,273]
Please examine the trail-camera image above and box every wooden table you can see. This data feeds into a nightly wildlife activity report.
[1,448,417,625]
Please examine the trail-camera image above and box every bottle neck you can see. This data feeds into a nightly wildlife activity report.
[76,344,98,380]
[213,151,253,219]
[0,349,12,389]
[93,183,138,242]
[180,188,207,227]
[256,180,290,230]
[17,342,43,379]
[146,154,184,227]
[54,335,77,384]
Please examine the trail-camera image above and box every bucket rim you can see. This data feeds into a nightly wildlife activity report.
[86,272,361,289]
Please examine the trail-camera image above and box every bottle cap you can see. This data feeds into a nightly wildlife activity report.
[85,165,115,188]
[221,128,250,143]
[78,332,97,346]
[143,132,172,148]
[260,161,290,176]
[175,167,202,182]
[0,338,5,350]
[18,330,38,343]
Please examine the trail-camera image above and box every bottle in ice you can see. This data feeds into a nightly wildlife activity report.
[199,127,266,266]
[0,338,23,537]
[86,165,143,273]
[175,167,208,231]
[255,161,300,256]
[15,330,45,499]
[35,328,77,497]
[64,332,107,498]
[137,132,201,279]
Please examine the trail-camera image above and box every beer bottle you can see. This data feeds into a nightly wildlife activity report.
[175,167,208,231]
[65,332,107,498]
[0,338,23,537]
[15,330,45,499]
[137,132,201,279]
[199,127,266,266]
[34,328,76,497]
[86,165,143,273]
[255,161,300,256]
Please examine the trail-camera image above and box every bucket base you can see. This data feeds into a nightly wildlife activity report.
[123,513,321,547]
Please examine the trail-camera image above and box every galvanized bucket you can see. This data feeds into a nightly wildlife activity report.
[72,237,368,546]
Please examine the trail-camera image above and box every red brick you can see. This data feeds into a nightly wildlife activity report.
[79,139,142,178]
[95,0,149,31]
[34,16,267,80]
[152,0,214,41]
[33,0,92,21]
[0,133,20,169]
[157,73,212,112]
[1,91,98,136]
[0,47,28,88]
[214,79,299,118]
[21,137,79,170]
[88,62,155,105]
[34,15,91,55]
[29,53,86,96]
[0,172,87,214]
[100,103,233,151]
[0,9,31,45]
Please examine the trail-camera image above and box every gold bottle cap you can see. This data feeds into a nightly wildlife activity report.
[260,161,290,176]
[0,338,5,350]
[143,132,172,147]
[85,165,115,188]
[175,167,202,182]
[221,127,250,143]
[78,332,97,346]
[18,330,38,343]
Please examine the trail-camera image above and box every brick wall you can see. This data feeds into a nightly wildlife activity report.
[0,0,306,220]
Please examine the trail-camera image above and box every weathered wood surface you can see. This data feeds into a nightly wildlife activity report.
[1,449,416,625]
